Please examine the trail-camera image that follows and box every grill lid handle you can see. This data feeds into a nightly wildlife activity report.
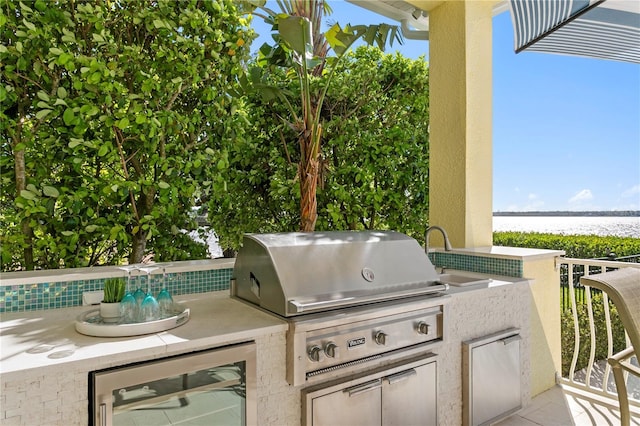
[287,282,448,314]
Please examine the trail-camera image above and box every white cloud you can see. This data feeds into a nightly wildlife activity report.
[621,184,640,198]
[569,189,593,204]
[527,193,538,201]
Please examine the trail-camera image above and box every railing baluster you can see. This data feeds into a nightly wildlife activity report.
[567,261,581,383]
[558,258,640,409]
[584,284,596,388]
[601,291,614,393]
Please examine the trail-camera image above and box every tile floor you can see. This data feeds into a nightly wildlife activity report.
[497,385,640,426]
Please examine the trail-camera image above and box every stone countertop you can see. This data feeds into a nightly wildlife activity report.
[435,246,565,261]
[0,275,529,381]
[439,270,531,294]
[0,291,287,380]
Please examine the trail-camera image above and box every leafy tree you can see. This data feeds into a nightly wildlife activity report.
[209,46,430,251]
[1,0,253,270]
[319,47,430,236]
[240,0,402,231]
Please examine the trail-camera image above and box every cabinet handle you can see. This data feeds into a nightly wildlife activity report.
[386,368,417,385]
[344,379,382,397]
[500,335,521,346]
[100,403,107,426]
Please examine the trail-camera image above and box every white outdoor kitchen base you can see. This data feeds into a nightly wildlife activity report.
[1,276,530,425]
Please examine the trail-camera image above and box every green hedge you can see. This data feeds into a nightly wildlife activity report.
[493,232,640,259]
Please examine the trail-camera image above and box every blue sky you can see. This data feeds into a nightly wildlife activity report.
[250,1,640,212]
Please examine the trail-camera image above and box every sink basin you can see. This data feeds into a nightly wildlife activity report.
[438,273,491,287]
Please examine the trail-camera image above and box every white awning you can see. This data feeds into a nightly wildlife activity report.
[509,0,640,63]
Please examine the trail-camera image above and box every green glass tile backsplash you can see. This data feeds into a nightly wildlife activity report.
[0,268,233,313]
[429,252,523,277]
[1,253,521,313]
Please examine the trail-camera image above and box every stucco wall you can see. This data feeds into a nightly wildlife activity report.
[524,257,562,396]
[428,0,495,248]
[437,283,531,425]
[0,332,295,426]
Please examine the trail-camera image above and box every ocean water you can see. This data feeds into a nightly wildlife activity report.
[493,216,640,238]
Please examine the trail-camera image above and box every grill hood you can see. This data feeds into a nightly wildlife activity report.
[231,231,444,317]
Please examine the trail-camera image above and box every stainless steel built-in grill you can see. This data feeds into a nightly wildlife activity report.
[232,231,447,317]
[232,231,450,390]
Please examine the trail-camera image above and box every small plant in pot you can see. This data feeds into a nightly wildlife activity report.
[100,278,126,323]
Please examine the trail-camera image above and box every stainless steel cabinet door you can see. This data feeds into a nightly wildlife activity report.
[463,330,522,426]
[382,361,437,426]
[304,355,438,426]
[311,379,382,426]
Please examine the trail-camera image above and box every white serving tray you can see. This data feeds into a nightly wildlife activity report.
[75,305,190,337]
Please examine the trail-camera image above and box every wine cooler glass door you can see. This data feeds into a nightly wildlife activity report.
[91,342,256,426]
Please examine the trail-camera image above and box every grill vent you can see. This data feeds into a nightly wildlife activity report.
[307,354,384,378]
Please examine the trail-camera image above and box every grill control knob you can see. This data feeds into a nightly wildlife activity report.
[374,331,388,346]
[324,342,339,358]
[417,322,430,335]
[308,345,324,362]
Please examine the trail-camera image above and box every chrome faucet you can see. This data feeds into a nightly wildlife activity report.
[425,225,452,254]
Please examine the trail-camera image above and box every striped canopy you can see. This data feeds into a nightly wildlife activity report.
[509,0,640,64]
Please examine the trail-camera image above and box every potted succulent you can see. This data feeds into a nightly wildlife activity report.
[100,278,126,323]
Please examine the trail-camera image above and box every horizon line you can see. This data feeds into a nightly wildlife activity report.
[493,210,639,216]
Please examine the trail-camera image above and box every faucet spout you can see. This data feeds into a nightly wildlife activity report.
[425,225,453,254]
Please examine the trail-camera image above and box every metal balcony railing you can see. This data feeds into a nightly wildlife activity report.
[558,257,640,408]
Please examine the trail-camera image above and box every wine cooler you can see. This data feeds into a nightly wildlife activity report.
[90,342,256,426]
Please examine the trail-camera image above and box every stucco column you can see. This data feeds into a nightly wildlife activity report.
[426,1,494,249]
[523,257,563,395]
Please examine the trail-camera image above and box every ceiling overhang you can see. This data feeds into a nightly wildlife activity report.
[347,1,509,40]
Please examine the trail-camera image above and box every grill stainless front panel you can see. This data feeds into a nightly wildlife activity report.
[286,295,447,386]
